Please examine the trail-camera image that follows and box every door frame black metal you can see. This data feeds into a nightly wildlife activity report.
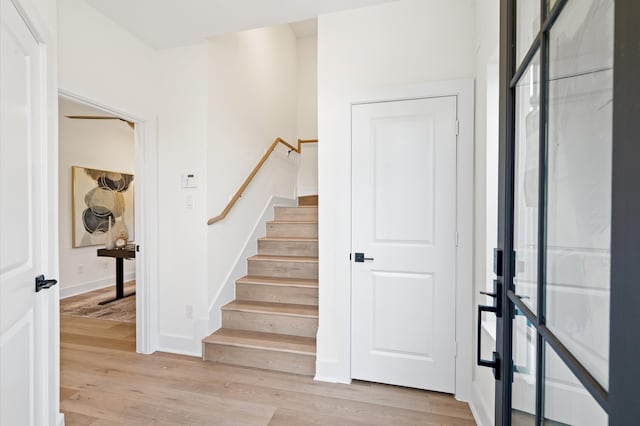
[608,1,640,424]
[492,0,640,424]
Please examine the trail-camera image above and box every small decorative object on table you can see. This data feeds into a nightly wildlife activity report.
[104,219,115,250]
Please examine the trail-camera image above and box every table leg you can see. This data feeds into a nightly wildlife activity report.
[116,257,124,299]
[99,257,136,305]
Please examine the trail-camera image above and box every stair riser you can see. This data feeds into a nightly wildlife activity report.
[267,223,318,238]
[274,207,318,221]
[298,195,318,206]
[248,259,318,279]
[222,310,318,338]
[236,283,318,306]
[258,240,318,257]
[203,343,315,375]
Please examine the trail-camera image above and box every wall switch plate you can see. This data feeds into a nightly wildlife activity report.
[184,194,194,209]
[181,173,198,188]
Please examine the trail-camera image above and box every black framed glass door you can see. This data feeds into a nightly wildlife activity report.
[481,0,640,424]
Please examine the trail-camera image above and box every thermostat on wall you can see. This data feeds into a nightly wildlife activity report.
[182,173,198,188]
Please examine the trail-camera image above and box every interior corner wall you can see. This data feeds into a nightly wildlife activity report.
[470,0,500,424]
[296,35,318,196]
[296,35,318,139]
[316,0,475,383]
[58,0,210,355]
[58,98,136,297]
[206,24,298,317]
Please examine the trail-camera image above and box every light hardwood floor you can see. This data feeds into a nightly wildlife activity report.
[60,315,476,425]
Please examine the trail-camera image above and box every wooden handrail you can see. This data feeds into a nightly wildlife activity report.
[207,137,318,225]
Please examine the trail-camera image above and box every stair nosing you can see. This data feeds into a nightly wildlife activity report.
[236,276,318,288]
[258,237,319,242]
[248,255,318,263]
[222,301,318,318]
[267,220,318,224]
[203,330,316,356]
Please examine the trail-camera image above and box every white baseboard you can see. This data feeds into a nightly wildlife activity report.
[57,412,65,426]
[314,359,352,384]
[59,273,136,299]
[157,333,202,358]
[469,381,493,426]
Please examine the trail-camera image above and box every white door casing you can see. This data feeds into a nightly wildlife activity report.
[351,96,458,392]
[57,89,160,356]
[0,1,56,424]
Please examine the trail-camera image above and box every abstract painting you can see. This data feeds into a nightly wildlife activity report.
[72,166,135,248]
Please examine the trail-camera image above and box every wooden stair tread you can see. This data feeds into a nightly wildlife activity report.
[222,300,318,318]
[249,255,318,263]
[203,329,315,355]
[267,220,318,224]
[237,276,318,288]
[258,236,318,242]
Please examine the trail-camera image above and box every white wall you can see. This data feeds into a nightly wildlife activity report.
[470,0,500,424]
[296,35,318,196]
[58,98,136,297]
[58,0,210,355]
[297,35,318,138]
[156,43,210,353]
[206,25,299,326]
[316,0,475,384]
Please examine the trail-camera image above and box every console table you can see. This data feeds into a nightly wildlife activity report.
[97,246,136,305]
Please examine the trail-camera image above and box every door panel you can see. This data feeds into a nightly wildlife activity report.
[351,96,457,392]
[0,1,44,425]
[488,0,617,423]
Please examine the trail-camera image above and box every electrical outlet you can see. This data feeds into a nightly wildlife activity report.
[185,305,194,319]
[77,264,84,274]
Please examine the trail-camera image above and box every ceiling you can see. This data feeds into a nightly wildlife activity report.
[84,0,397,49]
[289,18,318,38]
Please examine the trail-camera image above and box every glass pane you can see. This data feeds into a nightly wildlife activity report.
[511,313,537,425]
[513,52,540,313]
[516,0,540,66]
[544,343,608,425]
[545,0,613,390]
[548,0,614,81]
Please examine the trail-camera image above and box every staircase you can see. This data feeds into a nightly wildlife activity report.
[202,195,318,375]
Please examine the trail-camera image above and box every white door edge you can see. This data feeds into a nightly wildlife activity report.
[2,0,63,423]
[57,89,160,355]
[346,79,475,401]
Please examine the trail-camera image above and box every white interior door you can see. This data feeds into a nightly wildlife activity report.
[1,1,55,424]
[351,96,458,393]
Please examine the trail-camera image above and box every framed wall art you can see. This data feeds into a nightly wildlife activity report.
[72,166,135,248]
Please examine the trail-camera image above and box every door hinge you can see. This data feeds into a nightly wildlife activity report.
[455,232,459,247]
[454,341,458,357]
[455,120,460,136]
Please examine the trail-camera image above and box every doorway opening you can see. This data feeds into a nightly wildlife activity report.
[58,89,158,354]
[58,97,137,350]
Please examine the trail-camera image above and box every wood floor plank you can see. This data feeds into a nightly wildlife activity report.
[60,315,475,425]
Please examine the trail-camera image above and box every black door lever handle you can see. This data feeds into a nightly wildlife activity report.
[354,252,374,263]
[35,274,58,292]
